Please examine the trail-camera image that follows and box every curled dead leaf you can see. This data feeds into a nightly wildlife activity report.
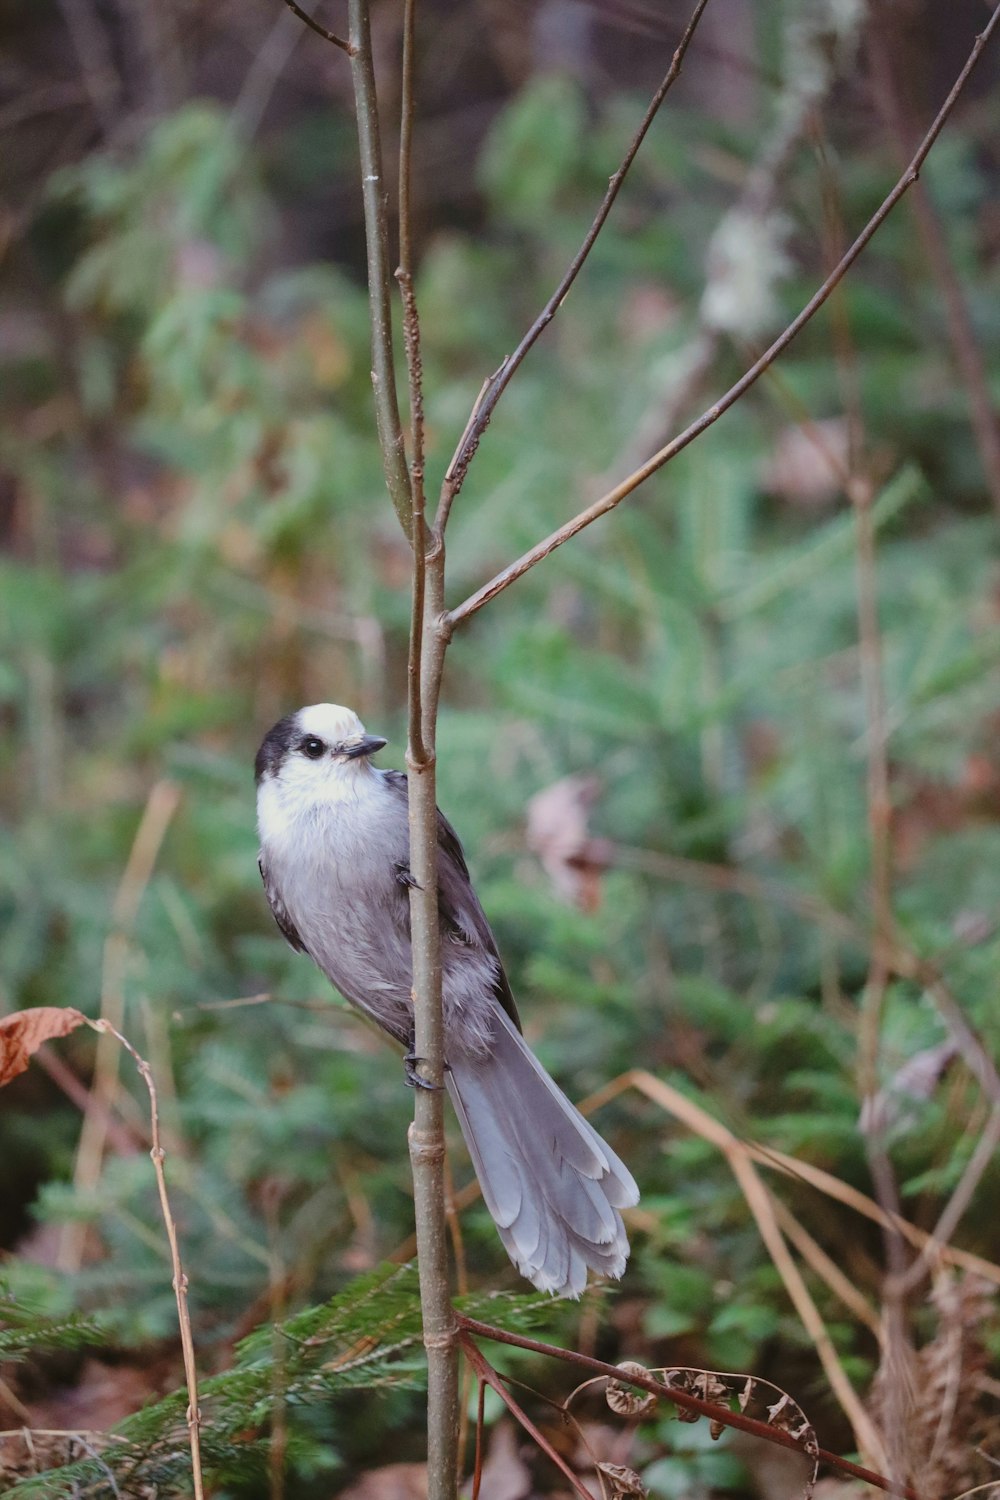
[663,1368,727,1421]
[596,1462,646,1498]
[606,1362,657,1417]
[0,1007,87,1088]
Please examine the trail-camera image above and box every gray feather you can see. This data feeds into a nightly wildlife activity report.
[256,706,639,1298]
[446,1009,638,1297]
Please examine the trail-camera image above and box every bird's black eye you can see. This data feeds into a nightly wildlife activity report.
[300,735,326,759]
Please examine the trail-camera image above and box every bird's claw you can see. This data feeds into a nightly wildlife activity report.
[404,1050,443,1091]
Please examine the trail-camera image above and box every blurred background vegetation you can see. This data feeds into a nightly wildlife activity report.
[2,0,1000,1494]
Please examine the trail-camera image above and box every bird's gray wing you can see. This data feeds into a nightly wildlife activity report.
[382,770,522,1033]
[258,854,307,954]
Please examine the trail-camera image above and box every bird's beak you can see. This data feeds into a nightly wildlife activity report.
[341,735,387,760]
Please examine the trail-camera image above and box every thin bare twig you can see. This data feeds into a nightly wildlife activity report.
[281,0,352,55]
[347,0,413,534]
[448,4,1000,628]
[434,0,712,537]
[399,0,428,759]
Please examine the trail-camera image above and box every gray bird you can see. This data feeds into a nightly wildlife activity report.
[255,703,638,1297]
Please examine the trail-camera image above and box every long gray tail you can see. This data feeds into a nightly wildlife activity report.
[445,1009,639,1297]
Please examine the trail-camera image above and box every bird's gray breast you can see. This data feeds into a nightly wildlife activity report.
[268,780,415,1042]
[263,770,504,1058]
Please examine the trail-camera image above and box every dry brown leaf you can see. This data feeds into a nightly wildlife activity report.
[596,1462,646,1498]
[663,1368,728,1423]
[0,1007,87,1088]
[524,774,613,911]
[606,1362,658,1417]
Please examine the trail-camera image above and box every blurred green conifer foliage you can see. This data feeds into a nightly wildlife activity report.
[1,29,999,1496]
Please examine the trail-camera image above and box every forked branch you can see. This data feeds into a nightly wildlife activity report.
[281,0,352,54]
[447,3,1000,629]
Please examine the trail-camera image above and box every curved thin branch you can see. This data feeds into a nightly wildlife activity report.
[434,0,712,538]
[447,3,1000,629]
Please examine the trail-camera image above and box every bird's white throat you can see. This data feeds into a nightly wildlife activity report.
[257,758,381,852]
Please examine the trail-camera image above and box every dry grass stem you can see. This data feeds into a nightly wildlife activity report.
[87,1018,204,1500]
[772,1199,883,1340]
[60,779,182,1274]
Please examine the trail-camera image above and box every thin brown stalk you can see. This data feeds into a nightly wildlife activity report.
[399,0,428,759]
[459,1318,923,1500]
[470,1378,486,1500]
[460,1337,598,1500]
[434,0,712,537]
[347,0,412,535]
[772,1198,883,1340]
[837,166,909,1458]
[89,1019,204,1500]
[447,3,1000,628]
[868,11,1000,517]
[816,81,915,1454]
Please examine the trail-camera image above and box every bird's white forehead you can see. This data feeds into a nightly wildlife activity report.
[295,703,366,743]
